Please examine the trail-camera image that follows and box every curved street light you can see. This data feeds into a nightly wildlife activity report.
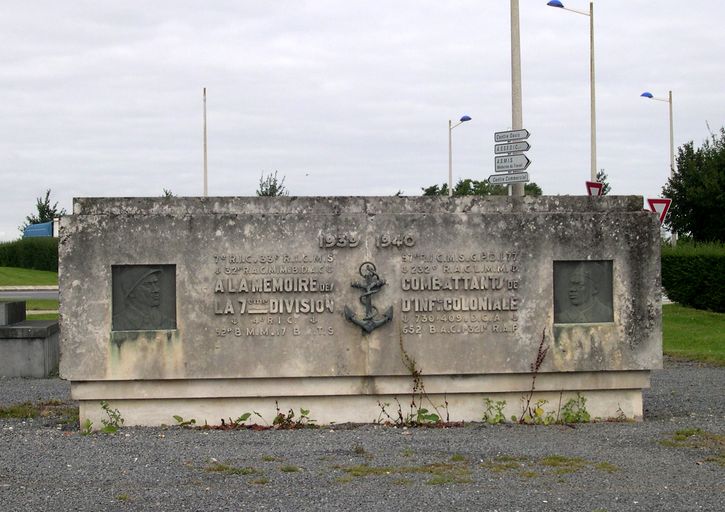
[547,0,597,181]
[640,91,674,175]
[641,90,676,244]
[449,115,472,197]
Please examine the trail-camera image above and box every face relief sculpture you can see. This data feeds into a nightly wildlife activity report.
[112,265,175,331]
[556,262,613,324]
[555,262,614,324]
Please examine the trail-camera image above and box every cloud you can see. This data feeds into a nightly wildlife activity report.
[2,1,725,240]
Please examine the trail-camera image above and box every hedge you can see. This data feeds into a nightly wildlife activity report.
[0,237,59,272]
[661,242,725,312]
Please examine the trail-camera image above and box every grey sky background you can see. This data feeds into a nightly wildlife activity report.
[2,1,723,241]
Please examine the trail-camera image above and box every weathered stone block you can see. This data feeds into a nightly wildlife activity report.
[0,321,59,378]
[0,301,26,326]
[60,196,662,425]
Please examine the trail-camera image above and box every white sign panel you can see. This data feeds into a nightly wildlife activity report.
[494,141,531,154]
[488,172,529,184]
[494,154,531,172]
[494,129,530,143]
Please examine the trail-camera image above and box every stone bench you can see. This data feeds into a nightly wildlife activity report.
[0,301,60,378]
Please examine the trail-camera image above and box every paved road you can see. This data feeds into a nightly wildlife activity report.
[0,290,59,301]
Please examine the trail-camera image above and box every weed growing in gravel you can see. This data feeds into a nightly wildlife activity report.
[480,455,529,473]
[660,428,725,466]
[217,413,253,428]
[251,477,269,485]
[595,462,620,473]
[375,329,455,428]
[273,402,316,429]
[173,415,197,427]
[261,455,280,462]
[516,398,557,425]
[450,453,467,462]
[80,418,93,435]
[0,402,39,419]
[115,494,129,501]
[518,329,549,424]
[99,401,124,434]
[540,455,588,474]
[479,454,618,478]
[560,393,591,424]
[280,465,301,473]
[205,461,257,475]
[482,398,507,425]
[0,401,78,426]
[339,462,471,485]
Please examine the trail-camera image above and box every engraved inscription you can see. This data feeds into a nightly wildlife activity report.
[212,252,337,338]
[376,233,415,248]
[112,265,176,331]
[554,261,613,324]
[399,250,521,336]
[318,232,360,248]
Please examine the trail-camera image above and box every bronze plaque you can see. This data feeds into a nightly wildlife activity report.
[112,265,176,331]
[554,260,613,324]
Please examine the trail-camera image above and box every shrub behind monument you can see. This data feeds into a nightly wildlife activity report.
[0,238,59,272]
[661,242,725,312]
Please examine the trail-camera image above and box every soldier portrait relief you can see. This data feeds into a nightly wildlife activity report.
[112,265,176,331]
[554,261,613,324]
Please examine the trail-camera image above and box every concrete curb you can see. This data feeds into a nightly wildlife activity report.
[0,286,58,291]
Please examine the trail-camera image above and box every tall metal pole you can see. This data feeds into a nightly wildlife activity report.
[589,1,597,181]
[668,90,674,175]
[510,0,525,196]
[448,120,453,197]
[203,87,208,197]
[668,90,677,245]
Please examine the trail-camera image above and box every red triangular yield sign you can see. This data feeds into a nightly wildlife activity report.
[586,181,604,196]
[647,198,672,224]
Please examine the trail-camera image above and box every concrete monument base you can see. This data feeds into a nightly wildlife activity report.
[72,370,649,426]
[60,196,662,427]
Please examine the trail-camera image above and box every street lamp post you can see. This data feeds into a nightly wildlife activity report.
[448,115,472,197]
[641,90,676,244]
[510,0,525,197]
[546,0,597,182]
[640,91,675,176]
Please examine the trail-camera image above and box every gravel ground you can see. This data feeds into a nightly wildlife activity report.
[1,359,723,512]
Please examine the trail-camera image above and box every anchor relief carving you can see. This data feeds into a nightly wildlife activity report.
[344,262,393,333]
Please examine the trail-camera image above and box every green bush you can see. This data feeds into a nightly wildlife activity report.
[661,242,725,312]
[0,237,59,272]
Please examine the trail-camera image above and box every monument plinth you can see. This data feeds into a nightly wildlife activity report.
[60,196,661,426]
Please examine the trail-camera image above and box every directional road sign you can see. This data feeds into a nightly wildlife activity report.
[494,141,531,154]
[494,154,531,172]
[494,129,530,143]
[586,181,604,196]
[647,198,672,224]
[488,172,529,185]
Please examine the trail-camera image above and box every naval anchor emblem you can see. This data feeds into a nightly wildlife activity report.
[344,262,393,333]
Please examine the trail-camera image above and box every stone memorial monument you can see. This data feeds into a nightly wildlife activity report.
[60,196,662,426]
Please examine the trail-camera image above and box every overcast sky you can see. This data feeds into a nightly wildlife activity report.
[2,1,724,240]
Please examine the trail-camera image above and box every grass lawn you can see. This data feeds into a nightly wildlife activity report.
[0,266,58,286]
[26,299,59,311]
[26,313,59,321]
[663,304,725,366]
